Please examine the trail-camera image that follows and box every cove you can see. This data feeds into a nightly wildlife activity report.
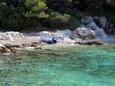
[0,45,115,86]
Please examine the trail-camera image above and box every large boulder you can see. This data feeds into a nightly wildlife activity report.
[86,22,107,39]
[73,27,96,40]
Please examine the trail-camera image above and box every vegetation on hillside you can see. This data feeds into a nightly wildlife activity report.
[0,0,115,31]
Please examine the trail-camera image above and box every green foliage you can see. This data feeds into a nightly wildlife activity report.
[111,15,115,23]
[0,0,47,30]
[40,12,80,29]
[0,0,115,30]
[24,0,47,17]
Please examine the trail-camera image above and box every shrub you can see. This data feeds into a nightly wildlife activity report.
[40,12,80,29]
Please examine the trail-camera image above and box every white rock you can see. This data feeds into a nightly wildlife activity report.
[0,44,5,47]
[23,47,35,51]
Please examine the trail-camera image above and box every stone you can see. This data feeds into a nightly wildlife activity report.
[39,32,57,44]
[23,47,35,51]
[4,43,21,48]
[98,17,107,28]
[31,42,40,47]
[35,46,42,49]
[38,31,50,37]
[39,31,55,44]
[0,31,24,42]
[63,38,76,44]
[86,22,107,39]
[81,16,94,24]
[9,47,16,53]
[2,47,12,53]
[54,29,73,41]
[86,22,99,30]
[73,27,96,40]
[0,44,5,47]
[75,39,104,45]
[0,44,7,54]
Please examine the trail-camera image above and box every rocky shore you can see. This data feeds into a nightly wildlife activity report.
[0,29,105,54]
[0,16,115,54]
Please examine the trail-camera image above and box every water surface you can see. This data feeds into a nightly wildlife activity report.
[0,45,115,86]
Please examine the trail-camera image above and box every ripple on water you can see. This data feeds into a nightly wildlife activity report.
[0,46,115,86]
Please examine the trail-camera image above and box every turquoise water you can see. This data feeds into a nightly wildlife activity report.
[0,45,115,86]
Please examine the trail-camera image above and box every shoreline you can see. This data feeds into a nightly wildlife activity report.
[0,30,115,55]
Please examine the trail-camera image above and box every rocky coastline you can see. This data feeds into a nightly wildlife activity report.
[0,16,115,54]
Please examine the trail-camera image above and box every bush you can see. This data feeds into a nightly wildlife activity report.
[0,0,115,31]
[40,12,80,29]
[0,0,48,30]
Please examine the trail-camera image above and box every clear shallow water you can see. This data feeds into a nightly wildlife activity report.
[0,46,115,86]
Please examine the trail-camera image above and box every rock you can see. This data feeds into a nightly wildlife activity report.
[0,47,4,54]
[39,30,73,44]
[72,33,81,41]
[73,27,96,40]
[9,47,16,53]
[98,17,107,28]
[38,31,50,37]
[23,47,35,51]
[0,31,24,41]
[63,38,76,44]
[0,44,11,53]
[4,43,21,48]
[1,43,19,53]
[39,31,57,44]
[86,22,99,30]
[54,29,73,41]
[41,36,57,44]
[31,42,40,47]
[81,16,94,24]
[86,22,107,39]
[22,44,29,47]
[39,31,58,44]
[75,39,104,45]
[0,44,6,54]
[35,46,42,49]
[0,44,5,47]
[2,47,12,53]
[94,16,107,30]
